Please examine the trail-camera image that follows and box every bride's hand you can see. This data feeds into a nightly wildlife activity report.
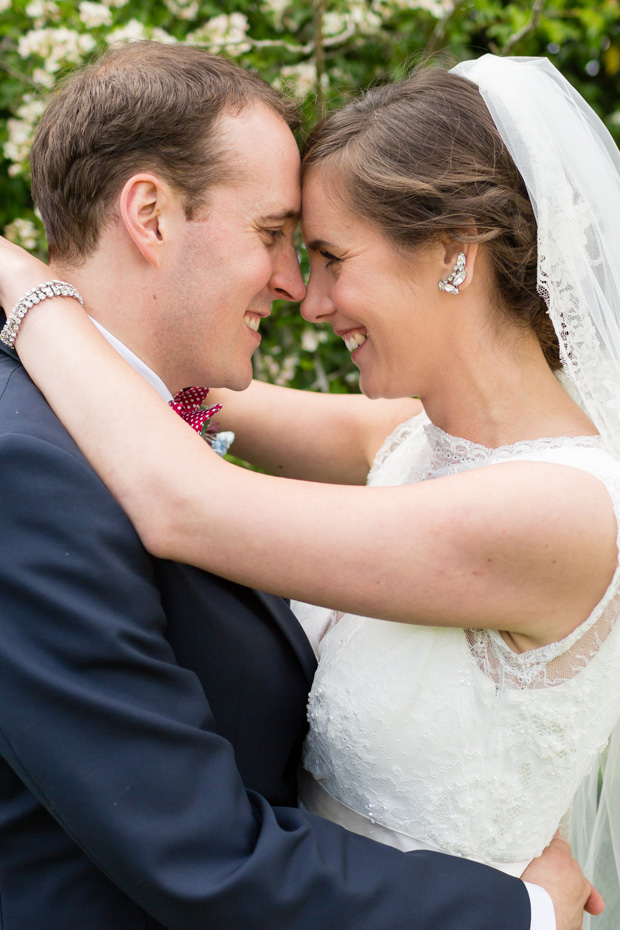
[0,236,52,315]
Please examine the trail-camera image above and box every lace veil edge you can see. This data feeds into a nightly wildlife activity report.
[451,54,620,914]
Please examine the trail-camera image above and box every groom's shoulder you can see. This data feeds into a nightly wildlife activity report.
[0,345,86,461]
[0,348,149,552]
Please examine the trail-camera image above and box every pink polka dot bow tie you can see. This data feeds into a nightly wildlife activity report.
[169,386,222,436]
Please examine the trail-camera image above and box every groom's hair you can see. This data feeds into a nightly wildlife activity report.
[30,42,299,265]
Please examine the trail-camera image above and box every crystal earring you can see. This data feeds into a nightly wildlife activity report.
[438,252,466,295]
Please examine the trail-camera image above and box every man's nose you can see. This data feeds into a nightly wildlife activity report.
[272,246,307,303]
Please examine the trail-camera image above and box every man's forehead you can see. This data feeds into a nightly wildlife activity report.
[256,208,300,224]
[209,108,301,220]
[216,104,299,158]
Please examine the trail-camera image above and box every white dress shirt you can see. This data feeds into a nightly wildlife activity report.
[90,318,173,402]
[526,882,556,930]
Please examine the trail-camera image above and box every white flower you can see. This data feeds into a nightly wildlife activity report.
[79,0,112,29]
[262,0,289,25]
[301,328,320,352]
[347,2,382,33]
[32,67,55,87]
[164,0,199,21]
[187,13,250,55]
[4,128,31,174]
[3,95,46,174]
[319,4,382,37]
[151,27,177,45]
[16,96,46,125]
[275,62,317,96]
[417,0,453,14]
[382,0,452,16]
[3,218,41,252]
[106,18,147,44]
[0,0,11,11]
[18,27,96,72]
[300,327,329,352]
[5,117,32,148]
[275,354,298,386]
[256,350,299,386]
[323,11,347,35]
[99,0,129,7]
[106,19,176,45]
[258,353,281,382]
[25,0,60,22]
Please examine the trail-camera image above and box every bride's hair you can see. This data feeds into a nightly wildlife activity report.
[302,67,560,370]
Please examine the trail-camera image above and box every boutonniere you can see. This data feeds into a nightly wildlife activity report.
[169,386,234,457]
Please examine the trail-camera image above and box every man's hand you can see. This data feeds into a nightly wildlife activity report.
[522,834,604,930]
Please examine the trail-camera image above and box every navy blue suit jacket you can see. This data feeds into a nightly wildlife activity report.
[0,343,531,929]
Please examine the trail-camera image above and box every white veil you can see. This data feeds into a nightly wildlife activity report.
[451,54,620,925]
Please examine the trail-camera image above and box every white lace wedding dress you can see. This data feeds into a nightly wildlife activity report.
[293,409,620,876]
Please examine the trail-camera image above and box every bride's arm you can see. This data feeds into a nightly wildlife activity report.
[5,256,616,648]
[0,241,419,488]
[205,382,420,484]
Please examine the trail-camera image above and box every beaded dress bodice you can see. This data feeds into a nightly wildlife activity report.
[293,412,620,868]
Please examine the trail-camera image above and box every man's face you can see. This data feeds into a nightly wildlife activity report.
[156,104,305,393]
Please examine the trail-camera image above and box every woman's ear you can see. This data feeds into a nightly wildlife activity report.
[119,174,178,268]
[438,238,479,293]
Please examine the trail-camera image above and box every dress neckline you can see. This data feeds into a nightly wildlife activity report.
[423,418,604,471]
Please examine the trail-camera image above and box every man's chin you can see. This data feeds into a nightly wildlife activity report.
[210,365,253,392]
[226,376,253,392]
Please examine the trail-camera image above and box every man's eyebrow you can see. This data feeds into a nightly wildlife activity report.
[257,209,300,223]
[306,239,336,252]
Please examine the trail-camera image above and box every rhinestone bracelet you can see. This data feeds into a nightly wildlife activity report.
[0,279,84,349]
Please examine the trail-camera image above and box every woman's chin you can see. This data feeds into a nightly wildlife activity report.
[359,374,409,401]
[358,377,379,400]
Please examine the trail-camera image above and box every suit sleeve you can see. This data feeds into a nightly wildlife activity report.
[0,432,531,930]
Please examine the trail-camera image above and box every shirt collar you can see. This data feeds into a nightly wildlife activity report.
[90,318,173,403]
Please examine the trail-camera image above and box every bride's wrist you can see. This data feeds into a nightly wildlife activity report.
[0,240,51,311]
[1,271,47,316]
[1,278,84,350]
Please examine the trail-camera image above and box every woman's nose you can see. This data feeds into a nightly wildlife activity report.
[300,274,333,322]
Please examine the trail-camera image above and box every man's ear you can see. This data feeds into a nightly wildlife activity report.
[119,174,178,267]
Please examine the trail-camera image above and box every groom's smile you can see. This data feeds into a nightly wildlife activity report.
[243,309,269,336]
[162,104,305,394]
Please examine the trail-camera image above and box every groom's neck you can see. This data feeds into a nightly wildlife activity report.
[50,255,172,390]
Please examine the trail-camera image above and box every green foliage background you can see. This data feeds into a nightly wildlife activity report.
[1,0,619,392]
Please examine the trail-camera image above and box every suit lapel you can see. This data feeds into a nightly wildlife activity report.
[0,340,18,361]
[0,336,318,687]
[253,589,317,688]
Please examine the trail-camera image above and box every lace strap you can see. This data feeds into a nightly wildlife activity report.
[367,411,428,485]
[471,444,620,680]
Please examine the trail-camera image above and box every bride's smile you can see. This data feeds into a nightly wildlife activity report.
[300,169,450,401]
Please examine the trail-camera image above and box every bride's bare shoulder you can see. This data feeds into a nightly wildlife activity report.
[408,457,619,645]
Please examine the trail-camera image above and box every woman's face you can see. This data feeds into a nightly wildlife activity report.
[301,169,452,399]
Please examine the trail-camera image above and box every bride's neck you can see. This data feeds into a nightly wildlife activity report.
[421,330,596,447]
